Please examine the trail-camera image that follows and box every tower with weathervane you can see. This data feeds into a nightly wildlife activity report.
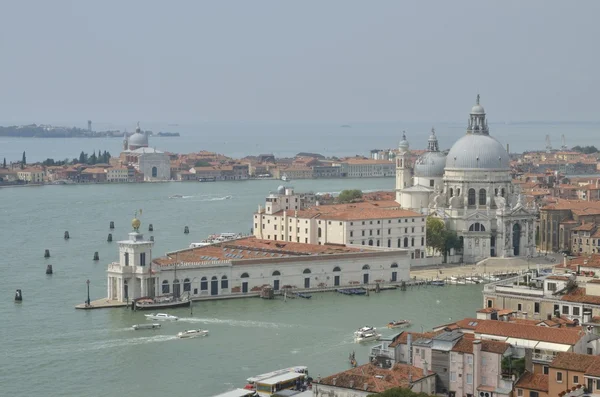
[106,211,156,303]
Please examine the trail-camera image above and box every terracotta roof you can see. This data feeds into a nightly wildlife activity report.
[274,201,422,221]
[573,223,596,231]
[451,337,473,354]
[561,287,600,305]
[542,199,600,214]
[515,372,549,392]
[475,321,583,345]
[152,237,368,266]
[551,352,599,372]
[585,357,600,377]
[546,275,571,281]
[317,363,430,393]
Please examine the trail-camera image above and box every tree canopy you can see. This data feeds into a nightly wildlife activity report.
[194,160,211,167]
[572,145,598,154]
[426,216,462,260]
[368,387,434,397]
[337,189,363,203]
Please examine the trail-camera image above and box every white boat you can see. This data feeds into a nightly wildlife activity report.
[354,331,381,343]
[132,323,161,330]
[281,174,289,181]
[144,313,178,321]
[246,366,309,383]
[354,326,376,336]
[189,232,244,248]
[177,329,209,338]
[169,194,184,199]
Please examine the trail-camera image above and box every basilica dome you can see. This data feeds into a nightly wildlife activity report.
[445,133,510,170]
[415,151,447,177]
[128,124,148,148]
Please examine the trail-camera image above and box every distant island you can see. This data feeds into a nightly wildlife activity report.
[0,124,180,138]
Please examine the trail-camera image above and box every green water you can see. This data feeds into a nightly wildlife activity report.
[1,179,483,396]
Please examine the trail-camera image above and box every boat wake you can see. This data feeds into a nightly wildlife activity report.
[198,195,232,202]
[178,317,296,329]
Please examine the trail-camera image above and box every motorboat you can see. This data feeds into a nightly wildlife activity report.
[431,280,445,286]
[189,232,244,248]
[169,194,184,199]
[281,174,290,181]
[135,296,190,310]
[144,313,178,321]
[177,329,209,339]
[354,326,376,336]
[387,320,411,329]
[295,292,312,299]
[354,331,381,343]
[132,323,161,330]
[465,276,481,284]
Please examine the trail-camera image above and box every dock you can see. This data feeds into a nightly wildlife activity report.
[75,298,128,310]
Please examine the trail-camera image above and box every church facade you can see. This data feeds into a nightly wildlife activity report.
[396,96,538,263]
[120,123,171,181]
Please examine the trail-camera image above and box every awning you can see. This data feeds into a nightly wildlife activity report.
[535,341,571,352]
[505,338,539,348]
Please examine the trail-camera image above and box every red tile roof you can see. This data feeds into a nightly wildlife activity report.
[515,372,549,392]
[275,201,422,221]
[475,321,583,345]
[551,352,599,372]
[317,363,431,393]
[561,287,600,305]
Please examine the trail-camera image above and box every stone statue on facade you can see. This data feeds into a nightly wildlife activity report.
[494,190,507,212]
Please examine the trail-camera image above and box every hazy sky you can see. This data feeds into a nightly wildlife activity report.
[1,1,598,124]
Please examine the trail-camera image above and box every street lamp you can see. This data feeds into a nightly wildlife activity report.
[86,279,91,307]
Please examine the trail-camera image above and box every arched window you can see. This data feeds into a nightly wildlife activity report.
[468,188,476,206]
[200,277,208,291]
[221,275,228,289]
[151,166,158,178]
[240,273,249,278]
[162,280,170,294]
[469,222,486,232]
[411,237,415,246]
[362,264,370,270]
[449,188,454,197]
[397,239,401,248]
[368,239,373,246]
[391,263,398,268]
[211,276,218,281]
[183,278,191,292]
[404,237,409,247]
[501,188,506,197]
[479,189,486,205]
[421,237,424,246]
[457,188,461,196]
[333,266,341,272]
[303,268,311,274]
[272,270,281,276]
[318,228,322,238]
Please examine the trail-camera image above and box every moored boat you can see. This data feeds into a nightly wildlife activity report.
[189,232,244,248]
[387,320,411,329]
[295,292,312,299]
[144,313,178,321]
[177,329,209,338]
[132,323,161,330]
[135,296,190,310]
[431,280,445,286]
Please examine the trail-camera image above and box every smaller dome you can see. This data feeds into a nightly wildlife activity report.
[277,185,285,194]
[414,151,447,177]
[471,104,485,114]
[399,131,409,152]
[132,217,141,231]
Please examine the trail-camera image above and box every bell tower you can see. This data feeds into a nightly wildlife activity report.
[395,131,412,203]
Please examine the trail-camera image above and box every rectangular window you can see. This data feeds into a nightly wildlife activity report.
[450,372,457,382]
[530,392,539,397]
[467,355,473,364]
[574,375,579,384]
[124,252,129,266]
[350,231,353,237]
[562,306,569,315]
[547,283,557,291]
[534,302,540,314]
[518,303,522,311]
[557,371,563,382]
[388,229,391,234]
[573,307,580,316]
[517,390,523,397]
[543,366,549,375]
[596,379,600,389]
[466,374,473,385]
[140,252,146,266]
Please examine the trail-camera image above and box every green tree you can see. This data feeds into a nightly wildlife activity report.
[426,216,446,255]
[2,157,6,168]
[21,151,26,168]
[89,151,97,165]
[79,151,86,164]
[337,189,363,203]
[368,388,434,397]
[195,160,211,167]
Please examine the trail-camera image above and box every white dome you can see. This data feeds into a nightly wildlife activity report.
[445,134,509,170]
[415,151,447,177]
[471,104,485,114]
[128,130,148,147]
[398,131,409,152]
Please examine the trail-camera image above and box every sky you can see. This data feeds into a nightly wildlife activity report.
[0,1,599,124]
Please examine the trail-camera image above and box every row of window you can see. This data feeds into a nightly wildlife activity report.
[573,238,600,246]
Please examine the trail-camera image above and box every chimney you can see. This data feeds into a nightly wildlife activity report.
[349,380,354,388]
[423,361,428,376]
[507,144,510,154]
[363,383,369,391]
[332,378,337,386]
[564,255,568,267]
[473,340,481,387]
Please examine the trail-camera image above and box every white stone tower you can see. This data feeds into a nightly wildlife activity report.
[395,131,412,202]
[106,212,156,302]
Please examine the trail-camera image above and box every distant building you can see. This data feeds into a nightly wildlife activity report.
[120,123,170,181]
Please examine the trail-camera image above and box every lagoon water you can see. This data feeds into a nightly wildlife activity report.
[0,177,486,396]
